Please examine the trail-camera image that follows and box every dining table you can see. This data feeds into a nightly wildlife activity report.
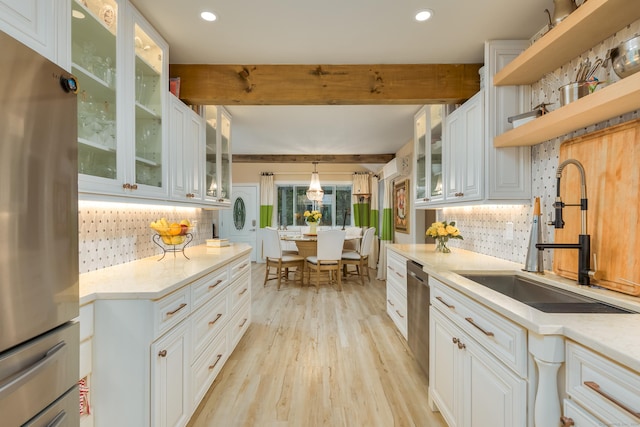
[281,234,360,258]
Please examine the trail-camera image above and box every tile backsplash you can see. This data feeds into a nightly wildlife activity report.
[438,19,640,270]
[78,202,216,273]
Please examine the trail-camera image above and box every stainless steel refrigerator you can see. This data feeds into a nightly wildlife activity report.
[0,30,80,426]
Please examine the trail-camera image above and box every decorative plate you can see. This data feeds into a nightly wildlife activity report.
[99,4,115,29]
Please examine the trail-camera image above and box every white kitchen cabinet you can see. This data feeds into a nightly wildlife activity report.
[386,249,407,339]
[429,279,527,427]
[414,105,445,206]
[92,254,252,427]
[0,0,70,68]
[564,340,640,426]
[151,319,191,427]
[203,105,232,206]
[417,41,531,208]
[444,91,483,204]
[169,94,205,204]
[79,302,94,427]
[562,399,604,427]
[75,0,170,201]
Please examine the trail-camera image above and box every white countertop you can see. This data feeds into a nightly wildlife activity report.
[79,243,252,305]
[389,244,640,373]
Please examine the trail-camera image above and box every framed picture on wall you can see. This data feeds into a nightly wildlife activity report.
[394,179,409,234]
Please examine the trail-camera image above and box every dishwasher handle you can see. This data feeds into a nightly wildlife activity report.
[407,270,425,283]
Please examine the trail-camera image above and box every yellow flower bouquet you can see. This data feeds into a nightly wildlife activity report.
[426,220,463,253]
[303,210,322,223]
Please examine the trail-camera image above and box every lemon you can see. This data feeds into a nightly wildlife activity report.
[169,223,182,236]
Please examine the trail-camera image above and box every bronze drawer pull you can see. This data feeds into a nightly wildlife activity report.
[584,381,640,418]
[395,271,404,279]
[238,263,248,269]
[387,299,395,307]
[436,296,455,310]
[166,303,187,317]
[209,279,223,289]
[208,354,223,370]
[396,310,404,319]
[560,416,574,427]
[239,318,248,327]
[158,350,167,357]
[208,313,223,326]
[239,288,248,295]
[465,317,495,337]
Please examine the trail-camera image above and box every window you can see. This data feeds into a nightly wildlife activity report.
[276,185,352,227]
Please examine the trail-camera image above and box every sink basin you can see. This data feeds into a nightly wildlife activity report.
[458,273,632,314]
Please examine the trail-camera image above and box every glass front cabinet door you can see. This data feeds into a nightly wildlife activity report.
[72,0,119,191]
[414,105,445,207]
[204,105,232,206]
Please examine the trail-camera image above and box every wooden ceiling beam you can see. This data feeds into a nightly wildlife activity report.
[232,154,395,164]
[169,63,482,105]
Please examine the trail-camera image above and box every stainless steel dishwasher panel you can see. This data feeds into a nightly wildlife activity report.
[407,260,430,378]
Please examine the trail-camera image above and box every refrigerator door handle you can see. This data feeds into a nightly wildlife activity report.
[46,410,67,427]
[0,341,66,399]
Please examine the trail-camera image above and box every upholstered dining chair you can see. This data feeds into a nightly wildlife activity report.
[305,229,346,292]
[341,226,375,286]
[263,227,305,290]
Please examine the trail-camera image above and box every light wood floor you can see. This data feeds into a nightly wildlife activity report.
[187,263,447,427]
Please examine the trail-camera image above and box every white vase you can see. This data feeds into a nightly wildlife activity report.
[308,222,317,234]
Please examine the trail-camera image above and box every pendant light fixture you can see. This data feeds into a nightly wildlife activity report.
[306,162,324,202]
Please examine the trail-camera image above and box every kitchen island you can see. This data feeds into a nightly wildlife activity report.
[388,244,640,427]
[79,243,252,427]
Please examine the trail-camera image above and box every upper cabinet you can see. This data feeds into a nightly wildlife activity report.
[492,0,640,147]
[204,106,232,206]
[414,105,446,206]
[0,0,70,68]
[74,0,169,200]
[414,41,531,208]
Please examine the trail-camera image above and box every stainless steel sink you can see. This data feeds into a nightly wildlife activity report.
[457,273,632,314]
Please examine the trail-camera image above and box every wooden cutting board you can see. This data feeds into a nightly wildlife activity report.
[554,118,640,296]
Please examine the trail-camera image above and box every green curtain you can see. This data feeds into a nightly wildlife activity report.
[377,178,394,280]
[259,173,274,228]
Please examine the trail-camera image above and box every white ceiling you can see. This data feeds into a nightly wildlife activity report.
[130,0,553,161]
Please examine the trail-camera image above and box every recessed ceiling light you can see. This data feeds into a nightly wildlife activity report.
[201,11,217,22]
[72,10,85,19]
[415,9,433,22]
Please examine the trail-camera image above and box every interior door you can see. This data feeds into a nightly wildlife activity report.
[221,185,258,261]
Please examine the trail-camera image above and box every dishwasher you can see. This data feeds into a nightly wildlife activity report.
[406,260,430,378]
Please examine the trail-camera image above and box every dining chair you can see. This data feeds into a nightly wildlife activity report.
[263,227,305,290]
[305,229,346,292]
[341,226,375,286]
[342,226,362,252]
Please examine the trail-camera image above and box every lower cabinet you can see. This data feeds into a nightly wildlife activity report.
[386,249,408,339]
[92,254,252,427]
[429,278,527,427]
[564,340,640,427]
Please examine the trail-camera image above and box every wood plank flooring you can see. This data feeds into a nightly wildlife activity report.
[187,263,446,427]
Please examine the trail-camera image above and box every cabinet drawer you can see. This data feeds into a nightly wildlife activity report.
[191,291,228,362]
[80,303,94,342]
[191,267,229,311]
[386,284,407,339]
[230,255,251,282]
[228,300,251,351]
[229,270,251,313]
[153,286,191,338]
[191,332,228,409]
[430,278,527,378]
[387,250,407,289]
[566,341,640,425]
[563,399,605,427]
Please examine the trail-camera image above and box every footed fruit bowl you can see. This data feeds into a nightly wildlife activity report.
[150,219,195,260]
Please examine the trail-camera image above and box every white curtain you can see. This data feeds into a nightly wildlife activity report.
[259,173,274,228]
[376,178,394,280]
[369,175,379,269]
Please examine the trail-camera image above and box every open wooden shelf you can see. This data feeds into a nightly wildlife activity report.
[494,72,640,147]
[493,0,640,86]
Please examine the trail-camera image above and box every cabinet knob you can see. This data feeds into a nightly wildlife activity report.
[122,183,131,189]
[452,337,459,344]
[560,416,574,426]
[423,198,430,202]
[455,192,464,197]
[131,184,138,190]
[457,341,466,350]
[158,350,167,357]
